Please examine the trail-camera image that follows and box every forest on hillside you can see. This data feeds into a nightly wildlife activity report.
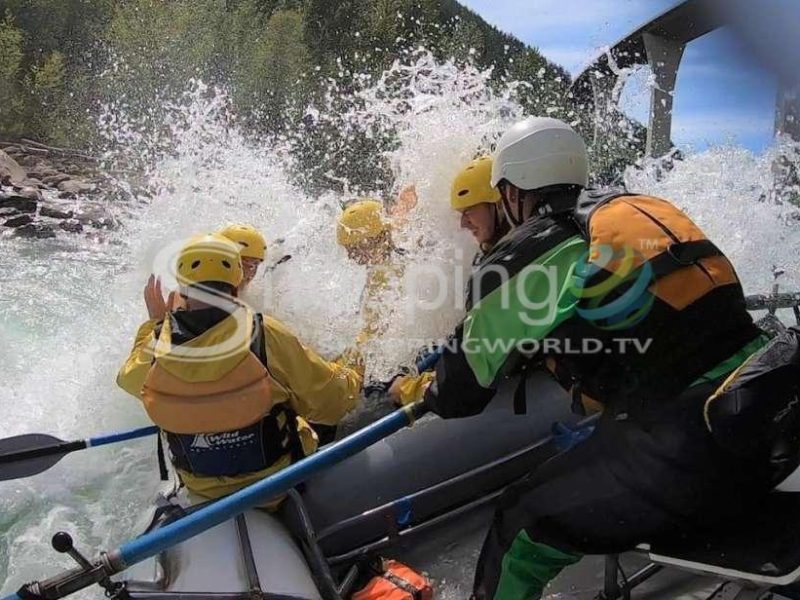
[0,0,643,191]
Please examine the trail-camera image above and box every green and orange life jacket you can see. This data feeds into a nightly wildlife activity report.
[549,189,763,407]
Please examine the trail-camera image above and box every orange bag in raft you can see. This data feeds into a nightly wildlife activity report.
[352,560,433,600]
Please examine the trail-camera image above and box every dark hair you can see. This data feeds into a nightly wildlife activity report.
[523,184,583,216]
[188,281,237,297]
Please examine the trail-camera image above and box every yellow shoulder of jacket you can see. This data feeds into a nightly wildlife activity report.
[258,315,363,426]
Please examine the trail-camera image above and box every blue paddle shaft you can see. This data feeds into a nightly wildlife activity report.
[0,425,159,482]
[2,593,21,600]
[118,405,418,567]
[416,346,443,372]
[89,426,159,448]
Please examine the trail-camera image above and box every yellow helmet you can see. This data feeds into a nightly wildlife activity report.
[450,156,501,211]
[176,233,243,288]
[336,199,390,248]
[218,223,267,261]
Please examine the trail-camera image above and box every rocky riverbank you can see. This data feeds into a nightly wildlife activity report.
[0,142,121,239]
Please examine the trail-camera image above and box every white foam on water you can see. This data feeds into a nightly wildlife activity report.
[0,56,520,596]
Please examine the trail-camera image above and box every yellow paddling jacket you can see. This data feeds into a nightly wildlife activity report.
[117,306,362,502]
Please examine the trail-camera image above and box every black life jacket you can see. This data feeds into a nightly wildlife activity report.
[466,189,762,412]
[705,326,800,484]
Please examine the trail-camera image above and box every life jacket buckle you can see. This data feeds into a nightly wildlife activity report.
[666,241,697,266]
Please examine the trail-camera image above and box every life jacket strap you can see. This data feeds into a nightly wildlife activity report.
[156,433,169,481]
[649,239,723,279]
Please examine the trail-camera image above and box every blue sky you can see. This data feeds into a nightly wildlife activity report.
[459,0,778,153]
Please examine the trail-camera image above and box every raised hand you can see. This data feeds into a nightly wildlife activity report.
[144,274,168,321]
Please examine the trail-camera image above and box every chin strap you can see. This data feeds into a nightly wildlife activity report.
[502,195,525,227]
[490,204,511,245]
[502,184,582,226]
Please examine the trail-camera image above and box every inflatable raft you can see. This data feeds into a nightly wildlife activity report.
[118,395,800,599]
[116,293,800,600]
[120,371,579,599]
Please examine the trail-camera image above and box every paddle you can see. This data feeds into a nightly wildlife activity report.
[416,345,444,373]
[4,402,427,600]
[264,253,292,275]
[745,291,800,313]
[0,425,158,482]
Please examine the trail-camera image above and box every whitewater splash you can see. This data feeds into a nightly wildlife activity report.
[1,50,800,599]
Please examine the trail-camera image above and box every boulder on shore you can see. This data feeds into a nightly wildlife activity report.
[0,150,26,184]
[0,196,38,213]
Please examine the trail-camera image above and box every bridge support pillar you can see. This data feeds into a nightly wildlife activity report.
[643,33,685,158]
[776,80,800,141]
[772,80,800,202]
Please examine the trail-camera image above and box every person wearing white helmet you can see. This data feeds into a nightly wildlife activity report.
[491,117,589,226]
[422,117,772,598]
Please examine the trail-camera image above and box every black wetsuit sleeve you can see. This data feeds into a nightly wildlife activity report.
[423,324,497,419]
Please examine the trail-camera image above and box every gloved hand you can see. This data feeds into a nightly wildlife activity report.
[363,368,410,397]
[388,372,435,407]
[363,379,393,397]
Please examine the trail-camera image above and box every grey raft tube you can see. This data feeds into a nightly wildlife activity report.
[301,371,577,559]
[121,372,580,600]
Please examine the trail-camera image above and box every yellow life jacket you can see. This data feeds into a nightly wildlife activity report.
[141,310,273,433]
[142,352,272,434]
[142,309,305,480]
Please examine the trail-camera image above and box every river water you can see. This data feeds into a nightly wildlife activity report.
[2,53,800,599]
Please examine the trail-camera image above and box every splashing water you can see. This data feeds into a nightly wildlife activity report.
[626,143,800,293]
[2,50,800,600]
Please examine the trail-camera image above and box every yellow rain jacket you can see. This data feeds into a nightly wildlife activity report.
[336,261,404,378]
[117,306,362,504]
[337,260,436,406]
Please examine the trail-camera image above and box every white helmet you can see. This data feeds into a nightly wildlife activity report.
[491,117,588,191]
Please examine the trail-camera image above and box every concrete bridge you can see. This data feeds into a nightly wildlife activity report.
[569,0,800,159]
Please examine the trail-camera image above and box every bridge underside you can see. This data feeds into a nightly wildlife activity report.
[570,0,799,162]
